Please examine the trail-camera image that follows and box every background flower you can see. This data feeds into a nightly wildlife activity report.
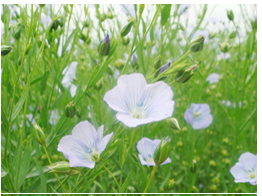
[206,73,220,84]
[57,120,113,168]
[230,152,257,185]
[103,73,174,127]
[184,103,213,130]
[137,137,171,166]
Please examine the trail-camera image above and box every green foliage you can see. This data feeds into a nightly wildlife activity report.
[1,4,257,194]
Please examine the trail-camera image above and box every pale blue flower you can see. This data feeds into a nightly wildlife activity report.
[104,73,174,127]
[62,61,78,97]
[230,152,257,185]
[49,110,60,125]
[184,103,213,130]
[206,73,219,84]
[58,120,113,168]
[137,137,171,166]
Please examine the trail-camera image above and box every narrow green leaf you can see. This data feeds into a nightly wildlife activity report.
[11,84,28,123]
[40,71,50,95]
[35,159,47,192]
[120,172,131,193]
[18,142,32,188]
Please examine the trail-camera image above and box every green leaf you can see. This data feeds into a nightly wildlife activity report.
[161,4,172,26]
[120,172,131,193]
[10,84,28,123]
[35,159,47,192]
[62,29,77,56]
[40,70,50,95]
[18,142,32,188]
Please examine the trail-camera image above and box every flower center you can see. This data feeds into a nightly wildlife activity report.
[130,107,146,119]
[87,149,100,162]
[193,111,201,118]
[145,154,154,163]
[247,170,256,179]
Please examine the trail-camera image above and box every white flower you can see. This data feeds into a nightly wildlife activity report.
[230,152,257,185]
[103,73,174,127]
[206,73,220,84]
[136,137,171,166]
[184,103,213,130]
[58,120,113,168]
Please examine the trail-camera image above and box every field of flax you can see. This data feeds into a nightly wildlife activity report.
[1,4,257,194]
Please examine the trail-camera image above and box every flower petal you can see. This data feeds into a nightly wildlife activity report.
[99,132,114,154]
[160,157,171,165]
[71,120,97,151]
[230,162,250,183]
[238,152,257,172]
[184,108,194,124]
[116,112,154,127]
[142,81,174,120]
[137,137,160,161]
[192,114,213,130]
[104,73,146,114]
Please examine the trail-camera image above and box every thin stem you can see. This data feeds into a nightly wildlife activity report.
[71,170,91,192]
[99,161,120,190]
[142,165,158,194]
[43,145,66,192]
[122,4,161,73]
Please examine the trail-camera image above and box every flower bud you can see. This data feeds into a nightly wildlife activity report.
[48,161,81,175]
[251,16,257,32]
[229,31,237,39]
[153,137,171,165]
[120,20,134,37]
[33,123,45,145]
[95,78,103,90]
[107,65,114,75]
[50,20,60,31]
[189,35,205,52]
[159,61,170,74]
[121,36,130,45]
[175,64,198,83]
[208,32,216,39]
[1,45,13,56]
[39,4,45,8]
[190,160,197,173]
[153,55,162,69]
[115,59,124,70]
[132,54,139,69]
[107,11,114,19]
[98,34,110,56]
[219,42,231,53]
[226,10,234,21]
[166,117,181,130]
[139,4,145,18]
[65,101,76,118]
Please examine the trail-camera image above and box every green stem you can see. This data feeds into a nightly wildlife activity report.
[99,161,120,190]
[71,170,91,192]
[143,165,158,194]
[122,4,161,73]
[43,145,66,192]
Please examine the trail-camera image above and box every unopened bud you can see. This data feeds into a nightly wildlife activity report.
[159,61,170,74]
[153,137,171,165]
[219,42,231,53]
[95,79,103,90]
[33,123,45,145]
[120,20,134,37]
[48,161,81,175]
[226,10,234,21]
[98,34,110,56]
[189,35,205,52]
[115,59,124,70]
[166,118,181,130]
[132,54,139,69]
[229,31,237,39]
[153,55,162,69]
[39,4,45,8]
[1,45,13,56]
[107,11,114,19]
[65,101,76,118]
[209,32,216,39]
[51,20,59,31]
[121,36,130,45]
[190,160,197,173]
[107,65,114,75]
[175,64,198,83]
[139,4,145,18]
